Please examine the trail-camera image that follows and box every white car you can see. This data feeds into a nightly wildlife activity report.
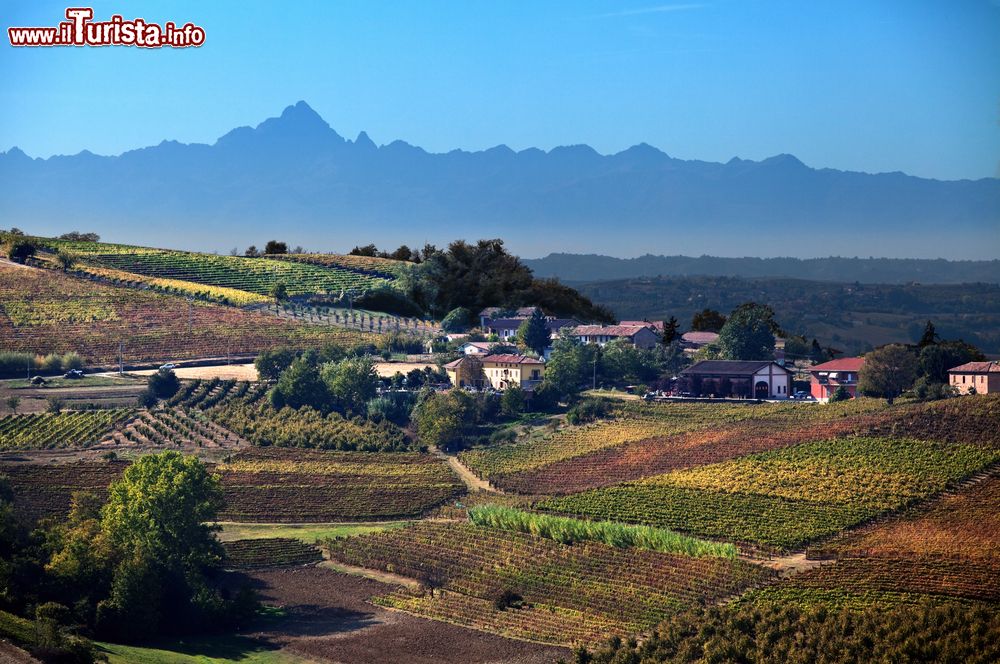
[159,363,177,370]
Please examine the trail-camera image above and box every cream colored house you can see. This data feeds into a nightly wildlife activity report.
[445,353,544,390]
[948,361,1000,395]
[481,354,544,390]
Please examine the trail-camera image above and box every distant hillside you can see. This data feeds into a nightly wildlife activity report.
[524,254,1000,284]
[2,101,998,259]
[573,275,1000,355]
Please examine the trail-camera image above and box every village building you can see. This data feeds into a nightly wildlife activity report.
[458,341,498,355]
[479,307,541,329]
[620,320,665,333]
[680,331,719,351]
[809,357,865,401]
[572,324,660,350]
[948,361,1000,395]
[679,360,792,399]
[444,353,545,390]
[484,317,580,341]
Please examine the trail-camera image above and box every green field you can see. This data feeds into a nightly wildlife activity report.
[216,520,408,543]
[97,636,297,664]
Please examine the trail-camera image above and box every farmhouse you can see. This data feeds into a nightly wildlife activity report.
[620,320,665,332]
[679,360,792,399]
[948,361,1000,395]
[444,353,545,390]
[572,324,660,350]
[809,357,865,401]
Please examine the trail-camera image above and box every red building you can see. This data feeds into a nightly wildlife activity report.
[809,357,865,401]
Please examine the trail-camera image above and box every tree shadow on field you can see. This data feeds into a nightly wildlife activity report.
[265,604,380,637]
[96,633,283,660]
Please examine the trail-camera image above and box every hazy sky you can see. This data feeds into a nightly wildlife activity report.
[2,0,999,181]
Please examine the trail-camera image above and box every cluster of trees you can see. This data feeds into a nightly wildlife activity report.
[410,388,522,451]
[858,321,984,403]
[269,353,379,417]
[350,243,424,262]
[576,599,1000,664]
[0,453,256,660]
[237,240,304,257]
[544,334,690,400]
[402,239,614,324]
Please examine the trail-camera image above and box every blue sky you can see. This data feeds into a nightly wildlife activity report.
[2,0,998,181]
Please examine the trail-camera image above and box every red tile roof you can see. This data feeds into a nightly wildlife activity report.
[681,331,719,344]
[949,361,1000,373]
[810,358,865,372]
[483,354,544,364]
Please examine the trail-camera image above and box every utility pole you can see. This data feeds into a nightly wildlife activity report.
[118,340,124,375]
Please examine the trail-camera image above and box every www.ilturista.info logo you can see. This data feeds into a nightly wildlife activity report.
[8,7,205,48]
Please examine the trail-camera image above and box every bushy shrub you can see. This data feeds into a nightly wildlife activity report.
[0,351,34,377]
[61,352,84,370]
[41,353,63,374]
[566,397,613,425]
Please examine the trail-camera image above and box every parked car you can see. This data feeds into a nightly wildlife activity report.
[159,363,177,370]
[63,369,84,379]
[792,390,813,400]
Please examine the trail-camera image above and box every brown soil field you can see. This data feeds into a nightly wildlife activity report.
[233,566,569,664]
[374,361,435,377]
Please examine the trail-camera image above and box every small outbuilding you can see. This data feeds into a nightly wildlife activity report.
[948,361,1000,395]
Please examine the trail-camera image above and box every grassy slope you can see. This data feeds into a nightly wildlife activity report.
[215,521,408,543]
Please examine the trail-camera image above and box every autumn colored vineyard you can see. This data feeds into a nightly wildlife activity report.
[37,238,398,297]
[539,436,1000,549]
[0,409,132,450]
[0,263,378,364]
[324,521,775,645]
[216,448,464,522]
[223,538,324,569]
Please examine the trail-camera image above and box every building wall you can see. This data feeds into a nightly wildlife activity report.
[950,372,999,395]
[752,366,791,398]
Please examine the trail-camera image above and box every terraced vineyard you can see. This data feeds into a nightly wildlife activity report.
[71,263,271,306]
[217,448,464,522]
[0,409,132,450]
[0,460,126,522]
[223,538,323,569]
[0,263,378,365]
[41,239,396,297]
[210,399,410,451]
[324,521,774,645]
[460,399,893,493]
[100,407,248,449]
[275,253,411,279]
[539,436,1000,549]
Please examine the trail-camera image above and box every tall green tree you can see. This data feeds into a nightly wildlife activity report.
[918,320,939,348]
[321,355,379,417]
[516,309,551,356]
[270,356,331,411]
[661,317,680,344]
[93,452,244,640]
[859,344,918,404]
[717,303,777,361]
[542,334,593,399]
[919,340,984,383]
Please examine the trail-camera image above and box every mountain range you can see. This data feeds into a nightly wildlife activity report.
[1,101,998,259]
[523,254,1000,284]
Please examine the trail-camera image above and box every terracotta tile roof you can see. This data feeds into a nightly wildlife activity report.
[573,324,651,338]
[483,354,544,365]
[681,331,719,344]
[949,361,1000,373]
[811,357,865,372]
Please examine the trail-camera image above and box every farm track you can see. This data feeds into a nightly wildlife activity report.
[432,447,499,494]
